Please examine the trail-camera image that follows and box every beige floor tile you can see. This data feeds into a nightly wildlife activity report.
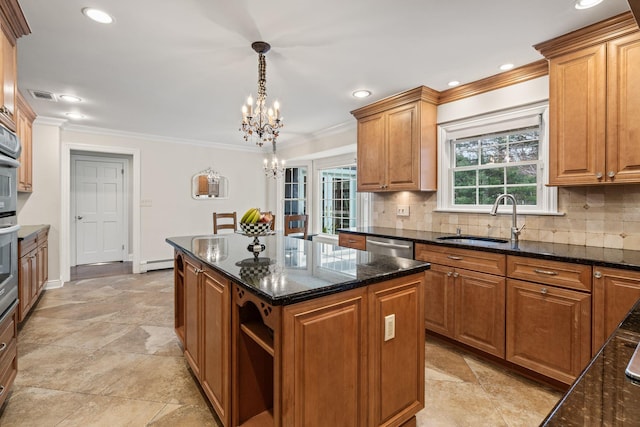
[148,403,222,427]
[0,386,90,426]
[55,395,166,427]
[52,321,137,350]
[107,325,183,356]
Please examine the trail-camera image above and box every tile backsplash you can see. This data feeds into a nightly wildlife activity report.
[371,185,640,250]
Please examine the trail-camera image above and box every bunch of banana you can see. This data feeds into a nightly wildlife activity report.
[241,207,261,224]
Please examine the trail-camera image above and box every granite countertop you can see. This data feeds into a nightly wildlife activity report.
[340,226,640,271]
[542,300,640,425]
[166,233,430,306]
[18,224,50,240]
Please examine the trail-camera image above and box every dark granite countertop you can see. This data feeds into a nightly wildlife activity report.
[166,233,430,306]
[339,227,640,271]
[542,300,640,425]
[18,224,50,240]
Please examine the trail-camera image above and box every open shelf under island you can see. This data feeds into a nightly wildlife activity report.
[166,233,430,427]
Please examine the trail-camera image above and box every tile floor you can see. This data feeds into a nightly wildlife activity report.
[0,270,562,426]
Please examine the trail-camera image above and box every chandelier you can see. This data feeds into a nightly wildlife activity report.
[263,142,285,178]
[240,41,283,147]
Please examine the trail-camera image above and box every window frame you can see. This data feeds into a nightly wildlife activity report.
[436,102,558,215]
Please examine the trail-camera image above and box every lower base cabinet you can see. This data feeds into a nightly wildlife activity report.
[0,304,17,408]
[174,250,425,427]
[18,228,49,323]
[506,279,592,385]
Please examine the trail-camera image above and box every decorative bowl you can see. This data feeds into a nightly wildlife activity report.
[239,222,272,235]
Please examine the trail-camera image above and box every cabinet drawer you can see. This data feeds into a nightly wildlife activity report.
[19,235,37,256]
[0,310,15,349]
[415,243,505,276]
[338,233,366,251]
[507,256,592,292]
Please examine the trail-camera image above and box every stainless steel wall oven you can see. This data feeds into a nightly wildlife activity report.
[0,124,21,320]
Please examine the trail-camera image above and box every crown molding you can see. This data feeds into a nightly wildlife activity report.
[33,116,67,127]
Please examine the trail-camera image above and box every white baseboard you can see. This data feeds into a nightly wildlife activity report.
[44,279,64,290]
[140,259,173,273]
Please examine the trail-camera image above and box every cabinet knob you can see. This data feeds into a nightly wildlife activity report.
[595,172,603,179]
[608,171,615,179]
[0,342,6,352]
[452,272,459,278]
[594,271,602,279]
[446,271,452,277]
[541,287,548,295]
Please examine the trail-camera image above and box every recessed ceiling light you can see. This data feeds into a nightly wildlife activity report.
[65,112,85,119]
[59,94,82,103]
[575,0,604,9]
[447,81,460,87]
[500,63,514,71]
[82,7,113,24]
[352,90,371,98]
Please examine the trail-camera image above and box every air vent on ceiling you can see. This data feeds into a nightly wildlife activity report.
[28,89,57,102]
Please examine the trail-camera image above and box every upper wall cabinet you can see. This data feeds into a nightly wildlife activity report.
[16,91,35,192]
[0,1,30,132]
[536,12,640,186]
[351,86,438,192]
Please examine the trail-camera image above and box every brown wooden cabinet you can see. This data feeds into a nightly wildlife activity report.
[536,13,640,186]
[16,91,35,192]
[183,255,201,378]
[0,303,17,409]
[0,0,29,132]
[351,86,438,192]
[416,243,506,358]
[592,267,640,352]
[506,279,592,385]
[506,255,592,384]
[18,228,49,323]
[338,232,366,250]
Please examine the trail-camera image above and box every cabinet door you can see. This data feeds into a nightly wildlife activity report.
[386,102,419,191]
[506,279,591,384]
[201,267,231,426]
[606,32,640,183]
[368,274,425,426]
[282,287,367,426]
[455,269,505,358]
[423,263,455,338]
[548,43,606,185]
[16,110,32,192]
[183,256,201,377]
[36,243,47,294]
[356,113,386,191]
[0,29,16,128]
[18,254,31,322]
[592,267,640,351]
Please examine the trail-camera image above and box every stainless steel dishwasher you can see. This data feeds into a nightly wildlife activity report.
[365,235,414,259]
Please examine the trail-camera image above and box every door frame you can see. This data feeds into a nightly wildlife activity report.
[70,153,129,266]
[61,143,141,283]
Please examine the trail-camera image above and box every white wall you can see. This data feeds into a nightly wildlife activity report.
[18,121,269,285]
[17,121,62,286]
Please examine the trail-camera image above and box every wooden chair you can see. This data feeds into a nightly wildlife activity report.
[284,214,308,240]
[213,212,237,234]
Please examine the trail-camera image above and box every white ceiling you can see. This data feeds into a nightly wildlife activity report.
[17,0,631,151]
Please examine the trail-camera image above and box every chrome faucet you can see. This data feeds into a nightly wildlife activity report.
[490,194,525,243]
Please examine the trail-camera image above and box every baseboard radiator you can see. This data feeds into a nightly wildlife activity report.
[140,259,174,273]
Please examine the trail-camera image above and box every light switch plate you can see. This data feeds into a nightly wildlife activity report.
[396,205,410,217]
[384,314,395,341]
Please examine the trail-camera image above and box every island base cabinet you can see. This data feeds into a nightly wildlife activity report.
[281,287,368,427]
[506,279,591,385]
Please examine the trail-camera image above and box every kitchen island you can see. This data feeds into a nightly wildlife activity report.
[166,233,430,427]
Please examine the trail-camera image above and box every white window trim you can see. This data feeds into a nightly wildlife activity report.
[436,101,559,215]
[313,153,368,239]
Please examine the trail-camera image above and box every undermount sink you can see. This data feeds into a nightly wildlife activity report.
[437,235,509,244]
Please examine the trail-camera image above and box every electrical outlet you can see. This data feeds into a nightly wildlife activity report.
[396,205,410,217]
[384,314,396,341]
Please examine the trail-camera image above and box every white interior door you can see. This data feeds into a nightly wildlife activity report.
[75,158,125,265]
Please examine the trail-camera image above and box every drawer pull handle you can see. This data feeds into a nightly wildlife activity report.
[0,342,6,352]
[533,269,558,276]
[0,385,4,397]
[447,256,463,261]
[541,288,548,295]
